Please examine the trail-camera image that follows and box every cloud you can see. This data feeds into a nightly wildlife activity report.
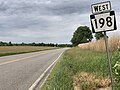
[0,0,119,43]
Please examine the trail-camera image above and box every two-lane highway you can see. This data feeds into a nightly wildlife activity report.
[0,48,67,90]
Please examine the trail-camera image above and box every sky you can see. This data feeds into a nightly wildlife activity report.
[0,0,119,44]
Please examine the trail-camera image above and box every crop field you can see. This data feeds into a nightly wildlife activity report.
[41,47,120,90]
[0,46,57,56]
[78,35,120,52]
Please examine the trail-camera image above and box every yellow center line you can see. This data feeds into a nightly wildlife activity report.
[0,52,48,66]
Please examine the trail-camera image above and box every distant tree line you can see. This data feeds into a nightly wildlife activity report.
[0,41,72,47]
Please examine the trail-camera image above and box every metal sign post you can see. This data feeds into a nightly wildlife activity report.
[103,31,113,90]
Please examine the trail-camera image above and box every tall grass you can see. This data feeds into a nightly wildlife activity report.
[41,48,119,90]
[41,48,120,90]
[78,35,120,89]
[78,35,120,52]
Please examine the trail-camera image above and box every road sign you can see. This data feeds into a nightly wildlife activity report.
[90,1,117,90]
[91,1,111,14]
[90,11,117,33]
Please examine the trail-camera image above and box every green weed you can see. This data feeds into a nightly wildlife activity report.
[41,47,120,90]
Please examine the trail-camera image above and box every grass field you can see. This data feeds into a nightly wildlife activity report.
[0,46,57,57]
[41,47,120,90]
[78,36,120,52]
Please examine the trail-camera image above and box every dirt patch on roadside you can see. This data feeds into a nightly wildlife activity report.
[73,72,111,90]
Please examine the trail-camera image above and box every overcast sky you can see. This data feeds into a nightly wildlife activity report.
[0,0,119,44]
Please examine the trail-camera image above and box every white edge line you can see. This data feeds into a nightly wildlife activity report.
[39,51,64,89]
[28,51,65,90]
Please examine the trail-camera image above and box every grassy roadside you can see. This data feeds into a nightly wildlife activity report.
[41,47,120,90]
[0,46,57,57]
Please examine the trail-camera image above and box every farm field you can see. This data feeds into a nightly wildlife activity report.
[78,36,120,52]
[0,46,57,57]
[41,47,120,90]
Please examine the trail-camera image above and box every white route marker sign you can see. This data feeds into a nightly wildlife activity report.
[90,11,117,33]
[91,1,111,14]
[90,1,117,33]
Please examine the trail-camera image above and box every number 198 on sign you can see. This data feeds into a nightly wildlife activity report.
[94,17,112,29]
[90,11,117,33]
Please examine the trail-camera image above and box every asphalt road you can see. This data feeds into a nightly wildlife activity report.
[0,48,67,90]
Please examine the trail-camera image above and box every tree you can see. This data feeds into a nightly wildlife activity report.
[71,26,93,46]
[8,41,13,46]
[95,32,104,40]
